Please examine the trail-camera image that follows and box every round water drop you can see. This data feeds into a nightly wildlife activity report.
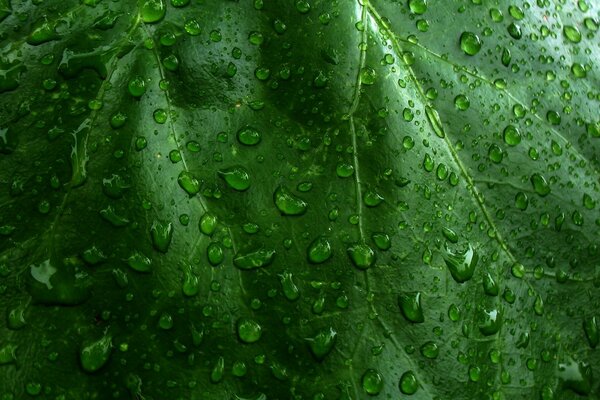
[408,0,427,14]
[399,371,419,395]
[489,8,503,22]
[530,173,550,197]
[80,333,112,373]
[488,144,503,163]
[336,162,354,178]
[360,66,377,85]
[199,212,218,235]
[478,307,502,335]
[307,236,332,264]
[398,292,424,323]
[347,243,375,269]
[503,124,521,146]
[153,108,167,124]
[141,0,166,23]
[371,232,391,250]
[128,76,146,97]
[274,186,307,215]
[515,192,528,210]
[571,63,586,78]
[207,242,224,266]
[308,327,336,361]
[563,25,582,43]
[420,341,439,359]
[219,166,251,191]
[459,32,482,56]
[237,318,262,343]
[237,126,261,146]
[361,369,383,395]
[454,94,470,110]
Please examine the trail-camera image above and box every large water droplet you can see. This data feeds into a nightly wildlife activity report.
[443,243,478,283]
[80,332,112,373]
[237,318,262,343]
[274,186,307,215]
[361,369,384,395]
[459,32,482,56]
[307,236,332,264]
[141,0,166,23]
[219,166,251,191]
[398,292,424,323]
[308,327,336,361]
[150,220,173,253]
[347,243,376,269]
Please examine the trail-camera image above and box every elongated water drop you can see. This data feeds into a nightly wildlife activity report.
[347,243,375,269]
[219,166,251,191]
[443,243,478,283]
[274,186,307,215]
[80,333,112,373]
[233,247,275,270]
[398,292,424,323]
[150,220,173,253]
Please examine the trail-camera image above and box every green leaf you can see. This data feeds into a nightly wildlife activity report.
[1,0,599,399]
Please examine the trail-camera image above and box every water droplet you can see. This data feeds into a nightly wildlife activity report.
[443,243,478,283]
[408,0,427,14]
[128,76,146,97]
[454,94,470,110]
[501,47,511,67]
[546,110,561,125]
[563,25,582,43]
[237,126,262,146]
[127,251,152,273]
[210,356,225,383]
[0,343,17,365]
[399,371,419,395]
[478,307,502,335]
[28,259,91,305]
[425,106,444,137]
[82,246,107,265]
[336,162,354,178]
[27,16,59,45]
[583,316,598,348]
[274,186,307,215]
[177,171,201,196]
[182,269,199,297]
[80,333,112,373]
[237,318,262,343]
[420,341,439,359]
[507,23,522,39]
[371,232,391,250]
[503,124,521,146]
[483,273,499,296]
[459,32,482,56]
[361,369,384,395]
[347,243,376,269]
[558,358,592,396]
[307,236,332,264]
[280,272,299,301]
[530,173,550,197]
[199,212,218,235]
[207,242,224,266]
[360,66,377,85]
[219,166,251,191]
[398,292,424,323]
[150,220,173,253]
[308,327,336,361]
[233,247,275,270]
[141,0,166,23]
[7,304,27,330]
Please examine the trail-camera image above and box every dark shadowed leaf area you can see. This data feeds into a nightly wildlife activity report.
[1,0,600,399]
